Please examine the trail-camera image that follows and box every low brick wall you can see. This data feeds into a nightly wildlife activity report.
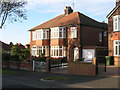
[2,61,33,70]
[68,61,96,76]
[114,56,120,67]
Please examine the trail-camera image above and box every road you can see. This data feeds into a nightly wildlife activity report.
[2,69,119,89]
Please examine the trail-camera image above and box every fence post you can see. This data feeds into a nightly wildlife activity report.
[33,60,35,71]
[46,58,50,72]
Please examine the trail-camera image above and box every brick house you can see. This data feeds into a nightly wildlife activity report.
[29,6,108,62]
[106,0,120,67]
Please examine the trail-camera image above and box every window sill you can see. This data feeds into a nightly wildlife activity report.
[51,56,66,57]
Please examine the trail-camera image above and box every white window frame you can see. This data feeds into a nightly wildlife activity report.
[70,27,77,38]
[33,29,49,40]
[99,32,102,42]
[82,49,95,62]
[113,15,120,32]
[51,46,66,57]
[31,45,37,56]
[114,40,120,56]
[104,31,107,36]
[32,32,37,40]
[31,46,49,57]
[50,27,66,39]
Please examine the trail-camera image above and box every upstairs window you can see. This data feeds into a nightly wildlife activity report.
[70,27,77,38]
[32,29,49,40]
[32,32,37,40]
[99,33,102,42]
[113,15,120,32]
[104,31,107,36]
[114,40,120,56]
[51,27,66,39]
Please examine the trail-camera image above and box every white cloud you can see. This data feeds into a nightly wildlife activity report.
[25,0,115,22]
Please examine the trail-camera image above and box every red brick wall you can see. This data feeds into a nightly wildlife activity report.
[68,61,96,76]
[107,5,120,67]
[50,39,67,46]
[81,26,107,47]
[108,6,120,56]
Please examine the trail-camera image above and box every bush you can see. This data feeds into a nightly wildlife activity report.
[32,56,46,62]
[2,53,11,61]
[10,55,20,61]
[105,56,114,65]
[61,57,67,63]
[78,58,84,62]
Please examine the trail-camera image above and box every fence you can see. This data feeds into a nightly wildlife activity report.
[2,61,47,72]
[2,61,33,70]
[46,58,68,71]
[32,61,46,72]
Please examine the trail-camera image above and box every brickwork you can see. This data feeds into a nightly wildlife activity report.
[68,61,96,76]
[107,3,120,67]
[114,56,120,67]
[2,61,33,70]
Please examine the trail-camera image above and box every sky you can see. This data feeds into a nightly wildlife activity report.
[0,0,116,45]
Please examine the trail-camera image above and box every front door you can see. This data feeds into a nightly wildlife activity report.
[74,47,79,61]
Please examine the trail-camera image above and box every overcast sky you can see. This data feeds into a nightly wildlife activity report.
[0,0,116,45]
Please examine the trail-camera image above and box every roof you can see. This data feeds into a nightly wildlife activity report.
[0,41,11,51]
[29,12,107,31]
[0,41,25,51]
[106,4,120,18]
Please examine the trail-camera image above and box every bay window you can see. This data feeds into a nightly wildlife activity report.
[70,27,77,38]
[51,46,66,57]
[51,27,66,39]
[113,15,120,32]
[32,29,49,40]
[31,46,49,57]
[114,40,120,56]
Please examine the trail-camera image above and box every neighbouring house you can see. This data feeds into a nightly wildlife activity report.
[24,43,30,49]
[29,6,108,62]
[106,0,120,67]
[0,41,25,54]
[0,41,11,54]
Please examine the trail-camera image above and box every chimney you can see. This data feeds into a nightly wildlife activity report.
[64,6,73,15]
[116,0,120,6]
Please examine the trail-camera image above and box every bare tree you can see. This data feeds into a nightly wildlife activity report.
[0,0,27,29]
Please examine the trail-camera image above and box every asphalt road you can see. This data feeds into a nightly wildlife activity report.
[2,69,119,89]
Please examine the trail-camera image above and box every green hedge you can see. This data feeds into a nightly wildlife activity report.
[105,56,114,65]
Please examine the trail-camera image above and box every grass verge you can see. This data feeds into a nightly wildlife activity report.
[43,76,68,80]
[0,70,16,74]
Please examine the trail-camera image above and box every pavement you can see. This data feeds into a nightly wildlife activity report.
[2,65,120,89]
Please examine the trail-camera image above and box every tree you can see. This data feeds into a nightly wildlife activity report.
[20,48,30,61]
[10,46,21,61]
[0,0,27,29]
[10,46,21,56]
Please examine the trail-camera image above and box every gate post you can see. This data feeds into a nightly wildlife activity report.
[46,58,51,72]
[92,58,98,75]
[32,60,35,71]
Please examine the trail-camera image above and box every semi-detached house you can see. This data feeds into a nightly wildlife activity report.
[106,0,120,67]
[29,6,108,62]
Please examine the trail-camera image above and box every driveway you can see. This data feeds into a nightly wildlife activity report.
[2,68,119,89]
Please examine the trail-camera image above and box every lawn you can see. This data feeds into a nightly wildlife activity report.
[0,70,16,74]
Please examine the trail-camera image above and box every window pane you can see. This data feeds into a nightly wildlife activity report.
[59,49,62,56]
[59,32,62,37]
[119,45,120,55]
[115,46,118,55]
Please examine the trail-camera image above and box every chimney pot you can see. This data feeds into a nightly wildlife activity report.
[64,6,73,15]
[116,0,120,6]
